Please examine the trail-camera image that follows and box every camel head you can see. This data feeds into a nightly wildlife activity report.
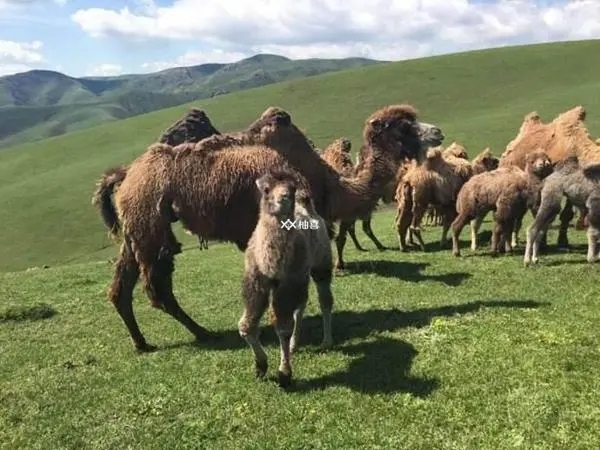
[159,108,221,146]
[443,141,469,159]
[245,106,317,156]
[363,104,444,161]
[525,149,553,178]
[255,170,299,219]
[473,148,499,171]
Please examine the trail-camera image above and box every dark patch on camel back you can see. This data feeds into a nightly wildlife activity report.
[158,108,221,146]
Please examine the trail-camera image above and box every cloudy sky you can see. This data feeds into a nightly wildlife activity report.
[1,0,599,77]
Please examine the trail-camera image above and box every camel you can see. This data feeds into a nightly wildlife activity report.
[320,137,397,260]
[239,170,331,388]
[92,104,445,352]
[499,105,600,247]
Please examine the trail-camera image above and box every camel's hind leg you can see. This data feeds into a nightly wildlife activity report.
[557,199,575,248]
[109,238,152,352]
[470,214,485,251]
[309,266,334,350]
[346,220,367,252]
[440,206,457,249]
[409,203,428,251]
[362,215,387,251]
[586,226,600,263]
[140,236,213,343]
[334,221,353,271]
[524,201,561,266]
[395,205,412,252]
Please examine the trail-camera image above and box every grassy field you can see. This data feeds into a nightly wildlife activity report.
[2,213,600,449]
[2,39,600,449]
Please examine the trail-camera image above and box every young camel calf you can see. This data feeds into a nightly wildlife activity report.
[524,156,600,265]
[452,150,553,257]
[239,170,333,388]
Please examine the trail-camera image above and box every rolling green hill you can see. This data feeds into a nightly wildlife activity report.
[1,39,600,273]
[0,54,381,148]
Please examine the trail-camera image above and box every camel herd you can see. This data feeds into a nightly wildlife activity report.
[92,103,600,386]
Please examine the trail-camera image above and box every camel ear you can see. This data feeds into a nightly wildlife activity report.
[256,175,270,193]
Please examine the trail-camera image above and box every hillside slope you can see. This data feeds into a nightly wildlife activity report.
[0,39,599,272]
[0,54,380,147]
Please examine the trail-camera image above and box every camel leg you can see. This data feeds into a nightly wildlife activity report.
[490,218,504,256]
[272,278,309,388]
[239,270,270,379]
[347,220,367,251]
[108,239,152,352]
[310,267,334,350]
[409,204,428,251]
[524,202,561,266]
[440,207,457,249]
[395,205,412,252]
[557,199,575,248]
[362,215,387,251]
[511,207,528,251]
[451,213,470,257]
[586,226,599,263]
[142,240,213,342]
[470,214,485,251]
[575,208,587,231]
[334,221,352,271]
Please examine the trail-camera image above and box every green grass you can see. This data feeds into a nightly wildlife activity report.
[2,211,600,449]
[0,54,380,147]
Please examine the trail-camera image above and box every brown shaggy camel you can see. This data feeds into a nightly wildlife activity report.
[394,146,475,251]
[92,105,445,352]
[320,137,395,256]
[424,145,499,227]
[499,106,600,247]
[453,150,553,257]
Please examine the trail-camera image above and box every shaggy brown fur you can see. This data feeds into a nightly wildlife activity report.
[394,146,472,252]
[94,104,444,351]
[158,108,221,146]
[452,150,553,257]
[239,170,312,388]
[424,147,499,227]
[499,106,600,246]
[320,137,354,176]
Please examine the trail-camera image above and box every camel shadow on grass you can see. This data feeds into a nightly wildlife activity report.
[164,299,548,354]
[341,260,471,287]
[288,336,439,396]
[0,303,57,324]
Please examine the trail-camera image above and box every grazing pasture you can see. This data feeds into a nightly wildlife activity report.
[2,216,600,449]
[2,39,600,449]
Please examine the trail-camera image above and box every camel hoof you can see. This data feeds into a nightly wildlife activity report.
[136,342,158,353]
[320,338,333,350]
[277,371,293,389]
[255,360,268,379]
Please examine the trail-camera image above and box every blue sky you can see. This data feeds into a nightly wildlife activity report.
[1,0,599,77]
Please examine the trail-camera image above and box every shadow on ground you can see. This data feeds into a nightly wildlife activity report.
[0,303,57,324]
[289,336,439,396]
[340,260,472,286]
[163,299,548,353]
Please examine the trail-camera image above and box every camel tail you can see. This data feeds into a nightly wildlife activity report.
[92,166,128,237]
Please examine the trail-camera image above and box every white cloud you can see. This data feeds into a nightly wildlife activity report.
[0,40,45,76]
[71,0,600,62]
[86,63,124,77]
[0,0,66,9]
[141,49,248,72]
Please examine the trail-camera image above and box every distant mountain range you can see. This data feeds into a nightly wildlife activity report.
[0,53,382,148]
